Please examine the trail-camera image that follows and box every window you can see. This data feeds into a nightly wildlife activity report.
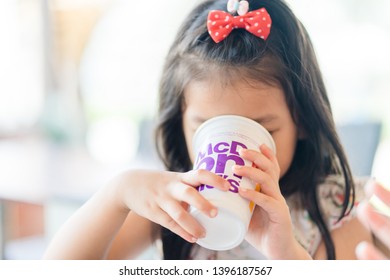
[0,0,44,135]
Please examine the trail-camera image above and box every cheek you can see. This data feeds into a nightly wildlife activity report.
[276,149,295,177]
[182,118,195,164]
[273,133,298,177]
[187,137,195,163]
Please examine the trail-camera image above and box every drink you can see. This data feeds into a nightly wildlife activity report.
[191,115,276,251]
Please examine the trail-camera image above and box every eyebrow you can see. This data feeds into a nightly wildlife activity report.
[191,116,207,124]
[191,115,278,124]
[253,115,279,124]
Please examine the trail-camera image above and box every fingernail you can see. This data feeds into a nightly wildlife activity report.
[259,143,266,149]
[209,208,218,218]
[239,187,248,193]
[232,165,242,171]
[191,237,198,243]
[224,181,231,190]
[260,144,271,153]
[355,241,368,258]
[237,147,246,154]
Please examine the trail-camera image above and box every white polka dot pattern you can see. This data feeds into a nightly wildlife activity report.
[207,8,272,43]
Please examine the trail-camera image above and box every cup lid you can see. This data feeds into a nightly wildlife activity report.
[192,207,246,251]
[193,115,276,154]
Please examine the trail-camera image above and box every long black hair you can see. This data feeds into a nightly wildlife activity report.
[155,0,354,260]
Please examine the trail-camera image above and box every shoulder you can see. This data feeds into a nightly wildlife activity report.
[315,176,374,259]
[286,175,370,257]
[317,175,368,230]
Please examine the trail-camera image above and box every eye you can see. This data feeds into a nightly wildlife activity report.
[266,128,278,135]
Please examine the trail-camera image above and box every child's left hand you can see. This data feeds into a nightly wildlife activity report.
[233,144,310,259]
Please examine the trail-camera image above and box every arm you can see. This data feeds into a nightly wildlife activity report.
[44,169,230,259]
[234,145,372,260]
[43,181,132,259]
[107,212,155,259]
[313,217,373,259]
[234,145,312,259]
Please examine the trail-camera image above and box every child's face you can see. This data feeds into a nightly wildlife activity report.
[182,78,298,178]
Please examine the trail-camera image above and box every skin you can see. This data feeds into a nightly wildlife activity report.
[43,78,373,260]
[182,78,304,259]
[355,181,390,260]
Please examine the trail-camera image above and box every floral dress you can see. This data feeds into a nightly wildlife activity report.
[188,175,368,259]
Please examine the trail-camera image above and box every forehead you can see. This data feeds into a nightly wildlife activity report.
[183,77,288,121]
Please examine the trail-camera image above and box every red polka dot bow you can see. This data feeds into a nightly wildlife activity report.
[207,8,272,43]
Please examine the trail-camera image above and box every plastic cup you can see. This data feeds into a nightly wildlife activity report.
[190,115,276,251]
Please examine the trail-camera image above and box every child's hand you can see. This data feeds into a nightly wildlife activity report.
[233,144,310,259]
[115,169,230,244]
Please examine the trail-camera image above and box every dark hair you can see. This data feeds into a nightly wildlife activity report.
[156,0,354,260]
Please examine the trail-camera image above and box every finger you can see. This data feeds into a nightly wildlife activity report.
[238,148,279,180]
[153,209,198,243]
[160,199,206,240]
[232,165,281,198]
[259,144,278,166]
[356,202,370,230]
[358,203,390,249]
[170,183,218,218]
[356,241,387,260]
[370,182,390,205]
[180,169,230,191]
[238,187,283,219]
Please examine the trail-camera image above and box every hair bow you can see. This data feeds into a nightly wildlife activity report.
[207,8,272,43]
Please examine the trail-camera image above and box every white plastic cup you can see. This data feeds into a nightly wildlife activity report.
[190,115,276,251]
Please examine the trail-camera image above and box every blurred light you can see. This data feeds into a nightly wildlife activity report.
[52,0,113,10]
[372,140,390,188]
[0,0,44,133]
[85,117,139,164]
[79,0,199,121]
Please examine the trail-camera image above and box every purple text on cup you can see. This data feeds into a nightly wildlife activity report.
[194,140,248,193]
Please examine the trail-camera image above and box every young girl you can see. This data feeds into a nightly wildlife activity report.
[44,0,373,260]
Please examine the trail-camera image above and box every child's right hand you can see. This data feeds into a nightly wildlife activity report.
[114,169,231,243]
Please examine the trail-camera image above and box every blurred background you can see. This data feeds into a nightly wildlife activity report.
[0,0,389,259]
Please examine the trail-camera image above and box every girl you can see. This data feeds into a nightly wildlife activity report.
[44,0,372,260]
